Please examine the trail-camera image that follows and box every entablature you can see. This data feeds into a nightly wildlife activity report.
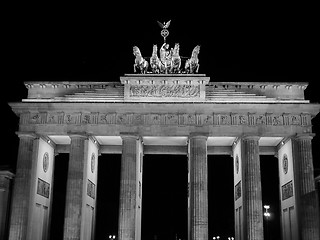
[10,103,316,137]
[22,77,310,103]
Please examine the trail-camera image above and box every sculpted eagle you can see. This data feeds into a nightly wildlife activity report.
[157,20,171,29]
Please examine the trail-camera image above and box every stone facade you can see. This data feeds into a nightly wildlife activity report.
[6,74,320,240]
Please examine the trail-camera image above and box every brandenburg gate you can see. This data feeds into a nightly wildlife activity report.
[4,25,320,240]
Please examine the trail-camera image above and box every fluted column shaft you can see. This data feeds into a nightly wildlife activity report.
[8,134,36,240]
[118,135,139,240]
[241,136,264,240]
[63,135,87,240]
[188,135,208,240]
[0,170,14,240]
[292,135,320,240]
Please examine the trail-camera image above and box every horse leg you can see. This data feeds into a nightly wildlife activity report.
[184,61,188,73]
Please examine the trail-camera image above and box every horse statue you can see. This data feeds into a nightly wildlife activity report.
[185,45,200,74]
[170,43,181,73]
[149,44,162,73]
[133,46,149,74]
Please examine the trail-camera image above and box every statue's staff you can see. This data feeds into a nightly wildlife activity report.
[157,20,171,43]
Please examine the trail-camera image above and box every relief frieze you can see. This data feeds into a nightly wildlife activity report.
[148,114,161,125]
[131,114,144,125]
[21,111,310,127]
[165,114,179,125]
[98,113,116,124]
[255,114,266,125]
[201,114,213,125]
[64,113,81,124]
[116,114,129,125]
[215,114,231,125]
[129,85,200,98]
[290,115,301,125]
[47,112,59,124]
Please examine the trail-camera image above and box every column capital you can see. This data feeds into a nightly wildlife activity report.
[189,132,208,140]
[120,132,140,141]
[15,131,38,139]
[68,132,88,139]
[241,135,260,141]
[293,133,315,141]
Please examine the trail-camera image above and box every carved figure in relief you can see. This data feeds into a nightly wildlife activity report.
[133,46,149,74]
[185,45,200,73]
[150,44,162,73]
[272,116,282,125]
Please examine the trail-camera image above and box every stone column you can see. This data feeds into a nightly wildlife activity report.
[0,170,15,240]
[292,134,320,239]
[118,135,140,240]
[8,133,37,240]
[188,135,208,240]
[63,134,87,240]
[241,136,264,240]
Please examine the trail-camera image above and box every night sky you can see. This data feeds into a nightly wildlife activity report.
[2,3,319,240]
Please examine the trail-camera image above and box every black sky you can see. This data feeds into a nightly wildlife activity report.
[2,3,320,240]
[3,2,319,172]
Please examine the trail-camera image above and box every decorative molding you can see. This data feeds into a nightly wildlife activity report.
[19,111,312,128]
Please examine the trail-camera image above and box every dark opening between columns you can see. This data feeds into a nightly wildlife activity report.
[50,153,69,240]
[260,155,281,240]
[142,154,188,240]
[95,154,121,239]
[207,155,234,239]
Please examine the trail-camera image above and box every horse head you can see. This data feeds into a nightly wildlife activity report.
[172,43,180,56]
[133,46,141,57]
[152,44,158,56]
[192,45,200,58]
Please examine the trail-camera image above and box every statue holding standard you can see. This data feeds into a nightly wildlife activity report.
[160,42,172,73]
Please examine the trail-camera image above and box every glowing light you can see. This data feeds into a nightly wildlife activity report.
[264,205,271,219]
